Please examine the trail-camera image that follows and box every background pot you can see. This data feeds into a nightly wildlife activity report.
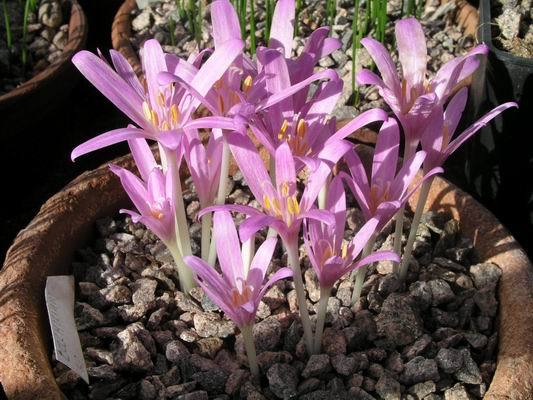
[0,0,88,138]
[448,0,533,257]
[0,146,531,399]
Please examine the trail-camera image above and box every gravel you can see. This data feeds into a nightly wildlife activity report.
[0,0,70,95]
[53,176,501,399]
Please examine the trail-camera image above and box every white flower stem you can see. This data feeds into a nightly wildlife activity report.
[200,212,212,261]
[286,238,315,355]
[318,174,330,209]
[392,142,417,274]
[313,286,331,353]
[392,208,405,274]
[350,233,377,304]
[208,140,231,266]
[241,235,255,276]
[399,177,433,280]
[241,324,259,377]
[167,243,196,295]
[165,149,196,293]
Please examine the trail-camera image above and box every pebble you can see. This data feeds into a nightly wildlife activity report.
[408,380,437,399]
[114,323,155,372]
[469,263,502,290]
[331,354,357,376]
[375,374,401,400]
[39,1,62,28]
[267,363,298,399]
[454,349,482,384]
[401,357,440,385]
[444,383,473,400]
[435,348,464,374]
[376,293,424,346]
[301,354,331,378]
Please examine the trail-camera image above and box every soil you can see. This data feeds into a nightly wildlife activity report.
[53,174,501,400]
[491,0,533,58]
[0,0,71,95]
[128,0,475,120]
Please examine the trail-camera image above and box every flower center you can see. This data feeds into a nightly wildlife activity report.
[369,181,391,214]
[262,181,300,226]
[142,85,180,131]
[230,285,253,307]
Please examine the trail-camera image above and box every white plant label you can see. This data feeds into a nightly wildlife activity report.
[45,275,89,384]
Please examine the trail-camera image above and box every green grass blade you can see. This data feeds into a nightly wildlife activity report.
[169,16,176,46]
[351,0,360,95]
[265,0,272,43]
[2,0,12,50]
[249,0,256,55]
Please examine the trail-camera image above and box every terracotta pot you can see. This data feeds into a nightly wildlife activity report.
[0,0,88,137]
[0,145,532,399]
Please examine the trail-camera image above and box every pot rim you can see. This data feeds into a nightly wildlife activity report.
[477,0,533,66]
[0,145,532,399]
[0,0,88,105]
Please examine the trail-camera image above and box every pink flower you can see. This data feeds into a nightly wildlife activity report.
[71,39,241,159]
[357,17,489,153]
[109,138,176,244]
[201,134,352,244]
[304,176,400,289]
[342,118,442,230]
[184,211,292,327]
[420,87,518,172]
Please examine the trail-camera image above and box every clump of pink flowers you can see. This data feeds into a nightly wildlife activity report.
[71,0,517,376]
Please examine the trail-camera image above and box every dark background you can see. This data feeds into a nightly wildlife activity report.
[0,0,531,265]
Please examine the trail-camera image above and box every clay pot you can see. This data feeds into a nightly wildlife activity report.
[0,145,532,399]
[0,0,88,137]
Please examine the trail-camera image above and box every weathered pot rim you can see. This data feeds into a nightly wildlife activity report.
[0,145,532,399]
[0,0,88,105]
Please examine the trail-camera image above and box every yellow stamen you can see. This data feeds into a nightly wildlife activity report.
[289,196,300,214]
[142,101,152,121]
[296,119,306,138]
[278,119,289,140]
[341,242,348,259]
[281,182,290,197]
[243,75,253,94]
[263,195,271,211]
[150,209,164,220]
[157,92,165,107]
[161,121,170,131]
[272,198,282,217]
[170,104,179,125]
[150,110,159,127]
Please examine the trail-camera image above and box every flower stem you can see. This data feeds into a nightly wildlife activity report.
[168,243,196,295]
[351,233,377,304]
[241,324,259,377]
[392,208,404,274]
[399,177,433,280]
[318,174,330,209]
[286,238,315,354]
[200,212,212,261]
[208,139,231,266]
[392,142,418,274]
[165,148,196,293]
[241,235,255,276]
[313,286,331,353]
